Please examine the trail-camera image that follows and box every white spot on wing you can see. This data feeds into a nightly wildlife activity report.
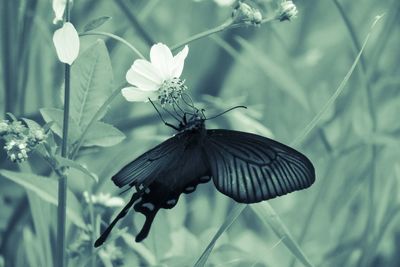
[167,199,176,205]
[142,203,155,211]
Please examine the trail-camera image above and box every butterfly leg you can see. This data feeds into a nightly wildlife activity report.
[94,190,142,247]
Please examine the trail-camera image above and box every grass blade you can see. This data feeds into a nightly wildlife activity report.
[251,202,314,267]
[291,14,384,147]
[193,204,246,267]
[0,169,86,229]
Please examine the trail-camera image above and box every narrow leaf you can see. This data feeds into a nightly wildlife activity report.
[83,16,111,32]
[0,170,86,228]
[83,121,125,147]
[291,15,383,147]
[22,118,42,130]
[194,204,246,267]
[251,202,314,267]
[70,40,114,129]
[54,155,98,182]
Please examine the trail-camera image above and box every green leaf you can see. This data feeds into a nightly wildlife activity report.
[194,204,246,267]
[251,202,314,267]
[70,40,114,129]
[290,15,381,147]
[83,121,125,147]
[22,118,42,130]
[0,170,86,229]
[40,108,82,145]
[54,155,98,182]
[83,16,112,32]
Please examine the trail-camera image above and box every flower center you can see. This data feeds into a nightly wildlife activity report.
[158,77,187,106]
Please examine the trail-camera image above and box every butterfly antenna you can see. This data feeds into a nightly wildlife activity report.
[205,105,247,120]
[148,99,180,130]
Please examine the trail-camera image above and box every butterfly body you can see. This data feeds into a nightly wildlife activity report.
[95,114,315,246]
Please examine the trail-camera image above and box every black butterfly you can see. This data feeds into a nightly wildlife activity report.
[94,109,315,247]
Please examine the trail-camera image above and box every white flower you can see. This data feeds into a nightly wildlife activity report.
[52,0,67,24]
[121,43,189,105]
[53,22,80,65]
[83,191,125,208]
[214,0,235,6]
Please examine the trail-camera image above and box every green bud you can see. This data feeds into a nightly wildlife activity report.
[232,2,263,26]
[278,1,298,21]
[0,120,9,135]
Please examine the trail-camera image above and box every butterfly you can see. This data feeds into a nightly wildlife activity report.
[94,106,315,247]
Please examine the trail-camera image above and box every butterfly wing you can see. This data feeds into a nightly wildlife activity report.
[204,129,315,203]
[112,132,189,188]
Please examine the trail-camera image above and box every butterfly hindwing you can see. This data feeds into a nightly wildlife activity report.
[204,129,315,203]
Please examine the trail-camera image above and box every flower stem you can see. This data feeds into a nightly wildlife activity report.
[57,1,71,267]
[170,16,276,51]
[79,31,145,59]
[171,20,233,51]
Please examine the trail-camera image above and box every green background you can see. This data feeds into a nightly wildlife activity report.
[0,0,399,266]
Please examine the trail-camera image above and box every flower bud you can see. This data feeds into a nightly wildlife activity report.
[278,1,298,21]
[9,121,27,136]
[232,2,263,26]
[33,129,46,142]
[4,139,30,163]
[0,120,9,135]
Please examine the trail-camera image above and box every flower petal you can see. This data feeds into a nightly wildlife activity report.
[53,22,80,65]
[121,87,158,102]
[172,45,189,78]
[126,60,163,91]
[52,0,67,24]
[150,43,174,80]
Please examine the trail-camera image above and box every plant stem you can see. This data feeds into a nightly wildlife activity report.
[171,20,233,51]
[171,16,276,51]
[79,31,145,59]
[57,1,71,266]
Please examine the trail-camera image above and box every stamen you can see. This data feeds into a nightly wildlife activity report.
[158,77,187,106]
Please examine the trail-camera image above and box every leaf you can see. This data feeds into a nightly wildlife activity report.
[0,170,86,229]
[40,108,82,145]
[83,16,111,32]
[194,204,246,267]
[251,202,314,267]
[54,155,98,182]
[83,121,125,147]
[22,118,42,131]
[26,192,53,267]
[53,22,80,65]
[290,16,381,147]
[70,40,114,129]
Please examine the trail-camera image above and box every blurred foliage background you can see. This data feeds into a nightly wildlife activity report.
[0,0,399,266]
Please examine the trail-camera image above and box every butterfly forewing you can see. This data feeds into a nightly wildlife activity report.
[112,133,187,188]
[204,129,315,203]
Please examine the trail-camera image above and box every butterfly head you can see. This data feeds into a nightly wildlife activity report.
[178,110,206,133]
